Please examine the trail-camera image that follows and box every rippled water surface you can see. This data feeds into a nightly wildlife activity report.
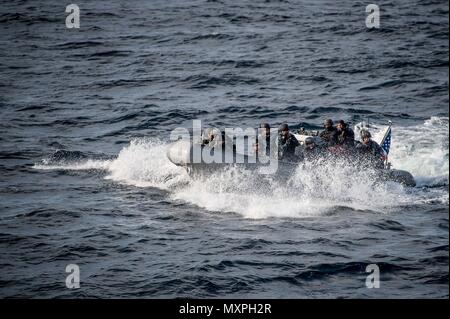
[0,0,448,298]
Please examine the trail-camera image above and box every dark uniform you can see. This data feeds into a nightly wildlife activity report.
[298,137,322,162]
[278,133,300,161]
[319,119,338,146]
[319,127,337,145]
[333,126,355,147]
[255,123,278,158]
[356,139,385,169]
[257,123,271,157]
[277,123,299,160]
[303,145,323,162]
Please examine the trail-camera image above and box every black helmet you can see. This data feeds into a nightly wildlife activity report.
[337,120,346,127]
[324,119,333,126]
[360,130,371,139]
[278,123,289,132]
[304,137,315,145]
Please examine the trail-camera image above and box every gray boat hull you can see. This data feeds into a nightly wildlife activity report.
[167,140,416,187]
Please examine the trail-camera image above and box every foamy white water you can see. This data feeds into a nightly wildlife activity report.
[105,139,189,189]
[34,159,112,171]
[389,117,449,187]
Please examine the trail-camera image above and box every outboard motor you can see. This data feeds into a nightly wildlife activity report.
[386,169,416,187]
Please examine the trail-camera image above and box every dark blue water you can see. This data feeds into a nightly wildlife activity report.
[0,0,448,298]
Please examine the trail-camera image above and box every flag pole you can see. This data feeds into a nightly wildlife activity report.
[382,121,392,169]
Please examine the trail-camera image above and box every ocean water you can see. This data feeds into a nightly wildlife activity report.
[0,0,448,298]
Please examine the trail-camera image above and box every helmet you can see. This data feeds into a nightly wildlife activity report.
[360,130,371,139]
[304,137,315,145]
[203,128,221,141]
[278,123,289,132]
[337,120,346,127]
[324,119,333,126]
[259,123,270,129]
[203,127,213,138]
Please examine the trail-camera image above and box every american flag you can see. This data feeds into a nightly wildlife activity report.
[380,125,391,155]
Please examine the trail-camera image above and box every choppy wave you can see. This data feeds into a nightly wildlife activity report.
[3,0,448,298]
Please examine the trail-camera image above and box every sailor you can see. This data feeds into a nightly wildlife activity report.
[302,137,323,161]
[254,123,269,155]
[255,122,279,158]
[319,119,337,145]
[202,128,218,146]
[333,120,355,147]
[278,123,300,161]
[202,128,232,150]
[355,130,385,168]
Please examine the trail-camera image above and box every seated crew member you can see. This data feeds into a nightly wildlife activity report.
[302,137,323,161]
[202,128,218,146]
[254,123,270,155]
[202,128,233,150]
[277,123,300,161]
[334,120,355,147]
[356,130,385,169]
[254,122,278,158]
[319,119,337,145]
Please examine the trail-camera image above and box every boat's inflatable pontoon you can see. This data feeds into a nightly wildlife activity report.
[166,139,416,187]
